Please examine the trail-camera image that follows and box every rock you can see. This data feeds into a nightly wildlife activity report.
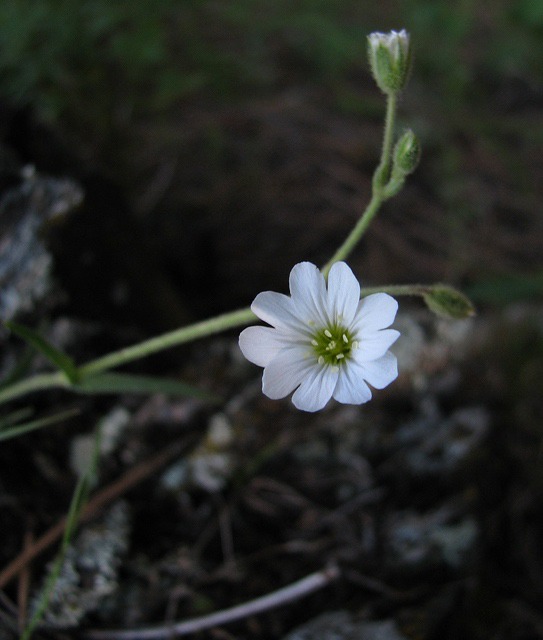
[385,509,478,572]
[31,502,130,629]
[282,611,408,640]
[0,166,83,322]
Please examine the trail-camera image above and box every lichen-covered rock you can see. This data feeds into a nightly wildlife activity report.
[31,502,130,629]
[282,611,408,640]
[0,166,83,322]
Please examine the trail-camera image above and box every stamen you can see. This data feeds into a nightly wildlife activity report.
[336,353,344,360]
[311,339,318,346]
[331,366,339,373]
[324,329,332,338]
[342,334,348,343]
[318,356,325,365]
[352,341,359,350]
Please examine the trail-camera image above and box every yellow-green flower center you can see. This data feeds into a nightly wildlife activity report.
[311,326,357,368]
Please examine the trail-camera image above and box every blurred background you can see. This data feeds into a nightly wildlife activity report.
[1,0,542,330]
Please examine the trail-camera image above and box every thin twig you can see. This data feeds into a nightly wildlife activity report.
[17,528,33,632]
[0,436,194,590]
[83,564,340,640]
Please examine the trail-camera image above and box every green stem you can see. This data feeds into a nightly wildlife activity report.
[322,192,383,277]
[360,283,430,297]
[322,92,398,278]
[378,91,397,184]
[78,307,256,378]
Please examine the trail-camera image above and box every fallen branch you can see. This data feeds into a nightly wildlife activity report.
[83,564,340,640]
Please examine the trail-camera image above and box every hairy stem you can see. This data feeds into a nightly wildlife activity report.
[77,307,255,377]
[322,92,398,277]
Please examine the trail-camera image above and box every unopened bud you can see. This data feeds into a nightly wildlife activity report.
[393,129,420,175]
[367,29,411,94]
[423,285,476,319]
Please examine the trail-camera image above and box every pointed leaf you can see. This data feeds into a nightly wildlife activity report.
[75,372,219,401]
[5,321,78,383]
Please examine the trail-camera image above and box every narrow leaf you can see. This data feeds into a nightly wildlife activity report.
[5,321,78,383]
[0,408,79,442]
[20,426,99,640]
[75,372,219,401]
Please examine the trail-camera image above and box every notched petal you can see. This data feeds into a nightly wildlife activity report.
[327,262,361,325]
[251,291,304,331]
[358,351,398,389]
[289,262,329,326]
[352,293,398,332]
[262,348,315,400]
[333,365,373,404]
[356,328,400,361]
[239,326,289,368]
[291,365,338,412]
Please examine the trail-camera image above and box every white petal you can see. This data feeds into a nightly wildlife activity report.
[291,365,338,412]
[262,348,315,399]
[326,262,360,325]
[251,291,306,332]
[333,365,373,404]
[357,351,398,389]
[239,326,292,368]
[289,262,329,326]
[355,329,400,362]
[351,293,398,333]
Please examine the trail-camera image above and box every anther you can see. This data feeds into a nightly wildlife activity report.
[318,356,325,365]
[311,339,318,346]
[331,366,340,373]
[342,334,348,343]
[336,353,344,360]
[324,329,333,338]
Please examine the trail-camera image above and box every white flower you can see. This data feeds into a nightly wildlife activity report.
[239,261,400,412]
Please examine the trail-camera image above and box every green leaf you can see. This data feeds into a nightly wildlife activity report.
[5,321,79,383]
[422,285,476,319]
[75,372,219,402]
[0,408,79,442]
[20,425,99,640]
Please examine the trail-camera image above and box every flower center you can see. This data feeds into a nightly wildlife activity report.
[311,326,357,368]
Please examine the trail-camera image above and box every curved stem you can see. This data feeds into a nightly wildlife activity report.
[78,307,256,378]
[322,92,398,277]
[0,309,256,406]
[322,192,383,277]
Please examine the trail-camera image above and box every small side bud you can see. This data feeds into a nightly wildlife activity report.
[423,285,476,320]
[392,129,420,175]
[367,29,411,94]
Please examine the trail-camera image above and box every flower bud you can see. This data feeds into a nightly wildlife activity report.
[392,129,420,175]
[367,29,411,94]
[422,285,476,319]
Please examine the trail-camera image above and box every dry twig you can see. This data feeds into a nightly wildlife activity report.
[0,436,194,590]
[83,564,340,640]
